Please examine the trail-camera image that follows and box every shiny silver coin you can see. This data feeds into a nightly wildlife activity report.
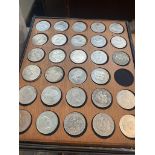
[36,20,51,32]
[112,51,130,66]
[91,35,107,48]
[64,112,86,136]
[66,87,86,107]
[32,34,48,45]
[19,85,37,105]
[71,35,87,47]
[91,68,110,85]
[72,21,87,32]
[22,65,41,82]
[109,23,124,34]
[91,22,106,33]
[70,50,87,64]
[45,66,64,83]
[49,49,66,63]
[92,88,112,108]
[36,111,59,135]
[27,48,45,62]
[54,21,69,31]
[69,68,87,84]
[41,86,61,106]
[92,113,115,137]
[91,50,108,65]
[51,34,67,46]
[111,36,127,49]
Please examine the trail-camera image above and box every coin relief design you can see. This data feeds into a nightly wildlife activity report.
[54,21,69,31]
[91,35,107,47]
[109,23,124,34]
[72,21,87,32]
[71,35,87,47]
[111,36,127,49]
[91,22,106,33]
[51,34,67,46]
[36,20,51,32]
[32,34,48,45]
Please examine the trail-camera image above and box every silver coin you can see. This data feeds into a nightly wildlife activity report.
[66,87,86,107]
[27,48,45,62]
[36,111,59,135]
[91,35,107,47]
[54,21,69,31]
[45,66,64,83]
[22,65,41,82]
[64,112,86,136]
[111,36,127,49]
[92,89,112,108]
[112,51,130,66]
[32,34,48,45]
[91,22,106,33]
[36,20,51,32]
[71,35,87,47]
[51,34,67,46]
[19,85,37,105]
[91,50,108,65]
[72,21,87,32]
[92,113,115,137]
[69,67,87,84]
[49,49,66,63]
[91,68,110,85]
[70,50,87,64]
[109,23,124,34]
[41,86,61,106]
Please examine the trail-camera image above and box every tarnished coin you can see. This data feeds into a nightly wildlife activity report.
[19,85,37,105]
[119,115,135,139]
[91,68,110,85]
[92,113,115,137]
[109,23,124,34]
[32,34,48,45]
[71,35,87,47]
[72,21,87,32]
[116,90,135,110]
[112,51,130,66]
[41,86,61,106]
[66,87,86,107]
[91,50,108,65]
[92,89,112,108]
[36,111,59,135]
[49,49,66,63]
[91,22,106,33]
[69,67,87,84]
[51,34,67,46]
[45,66,64,83]
[111,36,127,49]
[27,48,45,62]
[19,110,32,133]
[64,112,86,136]
[36,20,51,32]
[91,35,107,48]
[54,21,69,31]
[22,65,41,82]
[70,50,87,64]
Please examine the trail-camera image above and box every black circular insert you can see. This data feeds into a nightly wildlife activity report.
[114,69,134,86]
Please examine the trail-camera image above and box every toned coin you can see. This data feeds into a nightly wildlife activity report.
[72,21,87,32]
[91,50,108,65]
[41,86,61,106]
[22,65,41,82]
[66,87,86,107]
[69,67,87,84]
[45,66,64,83]
[64,112,86,136]
[19,110,32,133]
[70,50,87,64]
[32,34,48,45]
[92,88,112,108]
[109,23,124,34]
[49,49,66,63]
[36,111,59,135]
[91,35,107,48]
[119,115,135,139]
[19,85,37,105]
[71,35,87,47]
[111,36,127,49]
[36,20,51,31]
[91,22,106,33]
[116,90,135,110]
[51,34,67,46]
[54,21,69,31]
[91,68,110,85]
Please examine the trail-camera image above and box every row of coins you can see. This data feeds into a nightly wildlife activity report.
[20,110,135,139]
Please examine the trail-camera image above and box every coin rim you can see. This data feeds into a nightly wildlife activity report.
[54,21,69,32]
[32,33,48,46]
[72,21,87,32]
[51,33,68,46]
[91,35,107,48]
[109,23,124,34]
[35,20,51,32]
[71,34,87,47]
[110,36,127,49]
[90,22,106,33]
